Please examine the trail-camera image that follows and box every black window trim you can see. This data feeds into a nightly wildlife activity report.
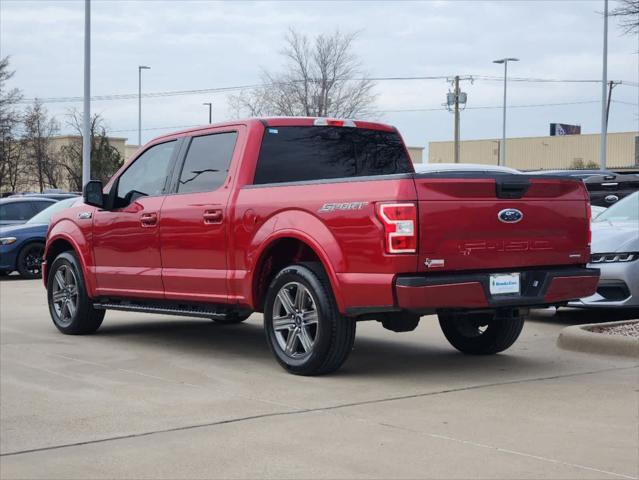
[166,130,239,196]
[107,138,183,209]
[243,172,414,189]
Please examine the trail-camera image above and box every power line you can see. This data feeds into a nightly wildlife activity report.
[18,76,638,105]
[382,99,602,113]
[106,99,616,134]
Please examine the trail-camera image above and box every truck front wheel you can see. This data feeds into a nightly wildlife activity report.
[264,264,355,375]
[47,251,105,335]
[438,311,524,355]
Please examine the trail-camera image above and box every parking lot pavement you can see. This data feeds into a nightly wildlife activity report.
[1,278,637,479]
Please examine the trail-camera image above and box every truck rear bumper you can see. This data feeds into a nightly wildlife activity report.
[395,267,600,312]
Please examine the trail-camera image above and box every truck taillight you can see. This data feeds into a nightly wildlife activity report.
[376,203,417,254]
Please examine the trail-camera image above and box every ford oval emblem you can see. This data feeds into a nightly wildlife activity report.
[498,208,523,224]
[604,194,619,203]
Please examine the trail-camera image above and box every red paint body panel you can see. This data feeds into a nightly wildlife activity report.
[414,178,591,272]
[396,282,488,310]
[45,206,97,296]
[544,276,600,303]
[44,117,598,315]
[92,196,166,298]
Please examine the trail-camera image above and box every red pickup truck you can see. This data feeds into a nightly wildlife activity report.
[43,117,599,375]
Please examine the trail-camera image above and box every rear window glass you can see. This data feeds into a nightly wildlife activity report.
[253,126,413,185]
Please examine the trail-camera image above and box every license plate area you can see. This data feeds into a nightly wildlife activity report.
[489,273,521,295]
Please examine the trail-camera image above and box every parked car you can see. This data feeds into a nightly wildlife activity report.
[0,197,80,279]
[569,191,639,309]
[0,197,56,226]
[531,169,639,207]
[532,169,617,179]
[43,117,597,375]
[13,192,80,201]
[591,205,607,218]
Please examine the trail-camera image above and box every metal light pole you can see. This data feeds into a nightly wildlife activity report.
[82,0,91,189]
[203,102,212,124]
[599,0,609,171]
[138,65,150,146]
[493,57,519,166]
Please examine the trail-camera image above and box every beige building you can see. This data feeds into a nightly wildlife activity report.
[428,131,638,170]
[407,146,424,164]
[125,144,141,160]
[49,135,130,161]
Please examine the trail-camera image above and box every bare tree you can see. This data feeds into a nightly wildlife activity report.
[22,99,61,192]
[229,29,376,119]
[58,109,123,191]
[611,0,639,34]
[0,56,23,194]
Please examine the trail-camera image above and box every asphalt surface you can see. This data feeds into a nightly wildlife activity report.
[1,276,638,479]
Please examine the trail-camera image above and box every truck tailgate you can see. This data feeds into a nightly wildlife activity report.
[414,174,590,272]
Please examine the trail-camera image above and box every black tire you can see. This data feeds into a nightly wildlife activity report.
[46,251,105,335]
[264,263,356,376]
[212,312,252,324]
[17,241,44,279]
[438,311,524,355]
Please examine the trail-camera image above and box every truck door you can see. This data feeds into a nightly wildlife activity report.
[159,129,240,303]
[92,140,179,298]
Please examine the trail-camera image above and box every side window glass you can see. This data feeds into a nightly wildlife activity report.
[177,132,237,194]
[116,141,176,204]
[31,201,53,215]
[0,202,35,221]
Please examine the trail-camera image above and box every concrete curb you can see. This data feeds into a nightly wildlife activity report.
[557,319,639,358]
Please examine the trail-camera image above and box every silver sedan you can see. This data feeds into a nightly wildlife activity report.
[570,191,639,308]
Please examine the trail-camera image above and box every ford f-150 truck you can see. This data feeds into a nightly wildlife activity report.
[43,117,599,375]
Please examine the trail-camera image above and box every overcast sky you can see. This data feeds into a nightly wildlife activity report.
[1,0,638,152]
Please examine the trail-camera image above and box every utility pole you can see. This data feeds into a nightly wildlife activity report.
[445,76,471,163]
[605,80,619,129]
[82,0,91,189]
[138,65,150,146]
[453,76,461,163]
[203,102,212,124]
[599,0,609,171]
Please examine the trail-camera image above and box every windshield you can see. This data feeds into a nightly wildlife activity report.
[593,192,639,224]
[26,197,79,225]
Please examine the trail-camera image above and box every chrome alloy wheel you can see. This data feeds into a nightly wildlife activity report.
[271,281,319,359]
[51,264,79,327]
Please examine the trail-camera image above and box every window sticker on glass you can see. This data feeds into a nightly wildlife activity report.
[268,128,279,134]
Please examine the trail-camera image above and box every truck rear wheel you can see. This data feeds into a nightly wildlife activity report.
[264,263,355,376]
[438,311,524,355]
[47,251,105,335]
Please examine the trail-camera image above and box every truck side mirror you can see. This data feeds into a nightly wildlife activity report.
[83,180,105,209]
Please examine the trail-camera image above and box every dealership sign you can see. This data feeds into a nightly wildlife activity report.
[550,123,581,136]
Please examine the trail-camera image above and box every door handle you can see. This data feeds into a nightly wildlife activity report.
[203,209,223,224]
[140,212,158,228]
